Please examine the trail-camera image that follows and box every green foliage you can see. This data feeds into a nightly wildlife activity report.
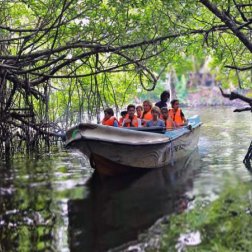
[1,0,251,128]
[160,182,252,252]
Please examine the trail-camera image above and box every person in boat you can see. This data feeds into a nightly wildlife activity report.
[118,110,127,127]
[168,99,187,127]
[136,105,143,119]
[122,104,142,127]
[155,90,170,109]
[160,107,175,130]
[102,108,119,127]
[146,106,165,127]
[141,100,153,126]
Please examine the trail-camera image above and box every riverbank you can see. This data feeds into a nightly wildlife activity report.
[159,181,252,252]
[185,86,251,107]
[111,180,252,252]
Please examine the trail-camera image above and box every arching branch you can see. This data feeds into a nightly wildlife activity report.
[200,0,252,53]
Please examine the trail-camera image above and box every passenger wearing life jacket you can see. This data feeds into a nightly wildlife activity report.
[102,108,119,127]
[123,104,141,127]
[168,99,187,127]
[146,106,165,127]
[118,110,127,127]
[160,107,175,129]
[136,105,143,119]
[141,100,153,126]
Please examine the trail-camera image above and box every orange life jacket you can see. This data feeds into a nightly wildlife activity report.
[141,110,152,126]
[160,114,174,129]
[165,118,174,129]
[102,116,118,126]
[142,110,152,121]
[168,108,185,126]
[123,115,140,127]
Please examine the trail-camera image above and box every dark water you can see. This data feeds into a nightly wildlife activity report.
[0,107,251,252]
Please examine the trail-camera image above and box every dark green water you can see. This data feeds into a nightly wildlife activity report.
[0,107,251,252]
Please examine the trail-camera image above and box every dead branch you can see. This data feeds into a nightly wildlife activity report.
[219,87,252,112]
[219,87,252,104]
[233,107,251,112]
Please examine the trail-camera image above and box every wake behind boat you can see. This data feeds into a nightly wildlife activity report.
[65,115,202,175]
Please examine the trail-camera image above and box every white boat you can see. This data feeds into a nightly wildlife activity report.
[65,115,202,175]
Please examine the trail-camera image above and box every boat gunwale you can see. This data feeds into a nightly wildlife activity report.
[66,123,202,147]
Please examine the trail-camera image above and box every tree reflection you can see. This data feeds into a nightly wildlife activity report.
[68,149,201,252]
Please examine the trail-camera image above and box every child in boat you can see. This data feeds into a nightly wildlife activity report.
[136,105,143,119]
[146,106,165,127]
[169,99,187,127]
[122,104,142,127]
[118,110,127,127]
[160,107,175,129]
[141,100,153,126]
[102,108,119,127]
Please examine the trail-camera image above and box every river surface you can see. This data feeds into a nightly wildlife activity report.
[0,107,251,252]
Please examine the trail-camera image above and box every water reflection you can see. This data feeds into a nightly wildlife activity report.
[0,152,89,252]
[68,149,201,252]
[0,107,251,252]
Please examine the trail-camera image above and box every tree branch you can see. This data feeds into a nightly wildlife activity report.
[219,87,252,112]
[224,64,252,71]
[233,107,252,112]
[200,0,252,53]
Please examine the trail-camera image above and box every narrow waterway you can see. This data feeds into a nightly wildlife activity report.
[0,107,251,252]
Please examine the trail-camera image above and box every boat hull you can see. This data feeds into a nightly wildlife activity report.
[66,116,202,175]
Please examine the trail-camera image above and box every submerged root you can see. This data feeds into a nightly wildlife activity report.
[244,140,252,171]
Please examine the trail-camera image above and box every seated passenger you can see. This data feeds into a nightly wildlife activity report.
[141,100,153,126]
[168,99,187,127]
[160,107,175,129]
[123,104,141,127]
[102,108,119,127]
[118,110,127,127]
[146,106,165,127]
[136,105,143,119]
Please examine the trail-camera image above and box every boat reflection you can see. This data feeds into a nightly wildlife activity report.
[67,149,201,252]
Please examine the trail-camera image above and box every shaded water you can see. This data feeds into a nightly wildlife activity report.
[0,107,251,252]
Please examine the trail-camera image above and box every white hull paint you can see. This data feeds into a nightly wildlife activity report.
[66,115,202,174]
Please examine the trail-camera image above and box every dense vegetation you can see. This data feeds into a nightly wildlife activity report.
[0,0,251,155]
